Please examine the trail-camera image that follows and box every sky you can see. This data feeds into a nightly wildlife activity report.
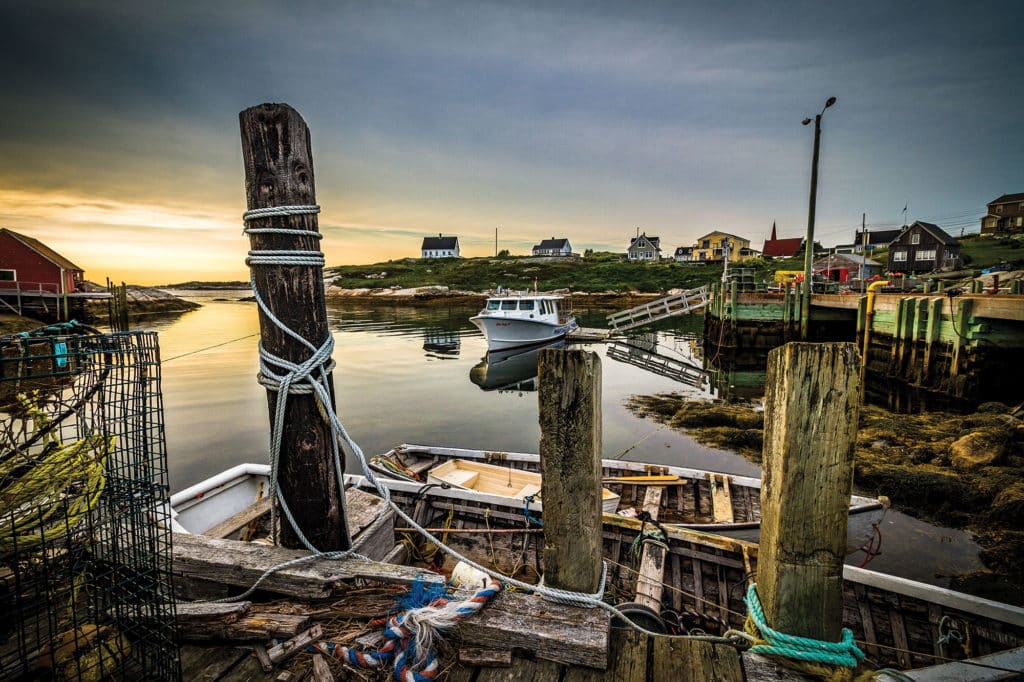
[1,1,1022,285]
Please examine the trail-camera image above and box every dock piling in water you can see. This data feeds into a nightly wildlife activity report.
[757,342,860,643]
[239,103,350,551]
[537,348,604,594]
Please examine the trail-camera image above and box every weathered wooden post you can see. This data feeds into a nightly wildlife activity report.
[757,342,860,642]
[239,103,350,551]
[537,349,603,593]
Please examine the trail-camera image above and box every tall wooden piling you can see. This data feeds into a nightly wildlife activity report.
[537,349,603,593]
[239,103,350,551]
[757,342,860,642]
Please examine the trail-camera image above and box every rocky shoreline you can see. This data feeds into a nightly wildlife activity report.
[625,394,1024,604]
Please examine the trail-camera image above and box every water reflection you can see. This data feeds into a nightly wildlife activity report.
[422,328,461,358]
[469,340,566,393]
[606,339,711,390]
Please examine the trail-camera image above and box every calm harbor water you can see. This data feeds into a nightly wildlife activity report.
[150,291,983,587]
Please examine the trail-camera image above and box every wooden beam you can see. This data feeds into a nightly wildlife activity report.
[634,486,665,611]
[757,342,860,642]
[239,103,349,551]
[538,349,603,594]
[204,497,272,540]
[172,532,442,600]
[709,473,734,524]
[652,637,743,682]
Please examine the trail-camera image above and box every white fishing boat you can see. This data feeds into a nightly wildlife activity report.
[469,291,578,351]
[427,458,621,513]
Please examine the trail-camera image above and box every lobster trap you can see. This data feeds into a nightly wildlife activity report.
[0,323,180,681]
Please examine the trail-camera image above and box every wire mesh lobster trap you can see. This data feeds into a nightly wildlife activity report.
[0,323,179,681]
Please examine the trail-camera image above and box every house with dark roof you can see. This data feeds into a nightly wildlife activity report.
[0,228,84,295]
[420,234,460,259]
[980,193,1024,235]
[673,246,693,262]
[531,237,573,257]
[886,222,960,274]
[853,228,903,253]
[761,222,803,259]
[627,232,661,261]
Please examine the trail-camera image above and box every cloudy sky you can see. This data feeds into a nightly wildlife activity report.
[1,1,1021,284]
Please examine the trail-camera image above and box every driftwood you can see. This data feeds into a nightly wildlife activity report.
[310,653,334,682]
[172,532,441,599]
[268,625,323,665]
[175,601,312,641]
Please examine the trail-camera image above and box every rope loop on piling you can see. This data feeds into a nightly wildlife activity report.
[744,583,865,678]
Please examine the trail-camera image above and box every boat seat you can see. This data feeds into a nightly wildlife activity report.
[517,483,542,500]
[443,470,480,489]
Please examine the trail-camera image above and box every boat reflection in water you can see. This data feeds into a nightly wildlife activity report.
[422,327,461,359]
[469,339,566,393]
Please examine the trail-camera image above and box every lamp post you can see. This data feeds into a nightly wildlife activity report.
[800,96,836,339]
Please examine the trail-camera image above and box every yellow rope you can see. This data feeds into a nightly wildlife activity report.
[0,393,114,554]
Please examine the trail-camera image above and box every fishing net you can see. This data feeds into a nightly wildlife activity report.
[0,323,179,681]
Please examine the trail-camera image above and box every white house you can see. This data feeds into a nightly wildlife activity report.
[421,234,460,259]
[673,246,693,263]
[532,237,572,257]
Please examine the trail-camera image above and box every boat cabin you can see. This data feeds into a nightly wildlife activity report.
[479,294,570,323]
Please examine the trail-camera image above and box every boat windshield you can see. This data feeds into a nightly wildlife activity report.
[501,300,517,310]
[486,300,501,310]
[519,300,534,311]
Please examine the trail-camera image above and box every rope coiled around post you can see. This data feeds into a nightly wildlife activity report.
[744,583,865,680]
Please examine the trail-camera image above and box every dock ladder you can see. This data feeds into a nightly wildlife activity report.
[606,286,710,332]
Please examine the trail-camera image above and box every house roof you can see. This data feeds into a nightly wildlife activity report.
[890,221,959,246]
[534,238,569,249]
[695,231,747,243]
[855,229,903,246]
[629,234,661,250]
[674,246,693,256]
[989,192,1024,205]
[762,236,803,258]
[421,235,458,250]
[1,228,84,272]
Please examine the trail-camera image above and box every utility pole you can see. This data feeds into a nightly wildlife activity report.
[861,213,868,294]
[800,96,837,340]
[495,226,498,256]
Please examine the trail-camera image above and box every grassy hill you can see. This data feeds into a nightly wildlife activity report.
[326,252,754,293]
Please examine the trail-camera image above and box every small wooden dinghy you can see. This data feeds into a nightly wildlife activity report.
[427,458,621,513]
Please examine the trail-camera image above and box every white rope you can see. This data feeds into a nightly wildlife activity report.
[233,204,716,640]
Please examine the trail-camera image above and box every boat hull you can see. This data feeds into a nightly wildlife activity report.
[470,315,578,351]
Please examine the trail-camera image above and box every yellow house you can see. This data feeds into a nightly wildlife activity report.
[692,231,755,263]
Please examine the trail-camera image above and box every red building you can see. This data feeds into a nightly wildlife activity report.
[0,228,85,294]
[761,222,803,258]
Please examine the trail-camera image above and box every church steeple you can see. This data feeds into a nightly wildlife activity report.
[770,221,777,240]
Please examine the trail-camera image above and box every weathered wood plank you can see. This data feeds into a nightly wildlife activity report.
[457,647,513,667]
[453,589,609,669]
[652,637,744,681]
[310,653,333,682]
[179,645,253,682]
[267,625,322,665]
[538,348,604,594]
[172,532,442,600]
[741,652,815,681]
[758,343,860,642]
[205,497,273,540]
[709,474,735,523]
[564,628,646,682]
[635,486,666,611]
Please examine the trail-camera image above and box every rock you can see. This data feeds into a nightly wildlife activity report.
[950,430,1008,469]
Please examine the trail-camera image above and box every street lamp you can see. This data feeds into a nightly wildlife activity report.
[800,96,836,339]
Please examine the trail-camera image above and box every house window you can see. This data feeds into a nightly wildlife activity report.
[892,250,907,262]
[996,205,1003,213]
[702,239,710,248]
[0,269,15,281]
[1017,217,1023,227]
[916,249,936,261]
[986,218,997,227]
[910,233,920,244]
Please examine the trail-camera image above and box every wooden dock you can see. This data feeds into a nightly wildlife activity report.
[606,286,710,332]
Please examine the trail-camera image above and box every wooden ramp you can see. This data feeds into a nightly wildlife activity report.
[606,342,709,388]
[607,286,710,332]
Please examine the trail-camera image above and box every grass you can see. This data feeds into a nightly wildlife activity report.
[326,252,784,294]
